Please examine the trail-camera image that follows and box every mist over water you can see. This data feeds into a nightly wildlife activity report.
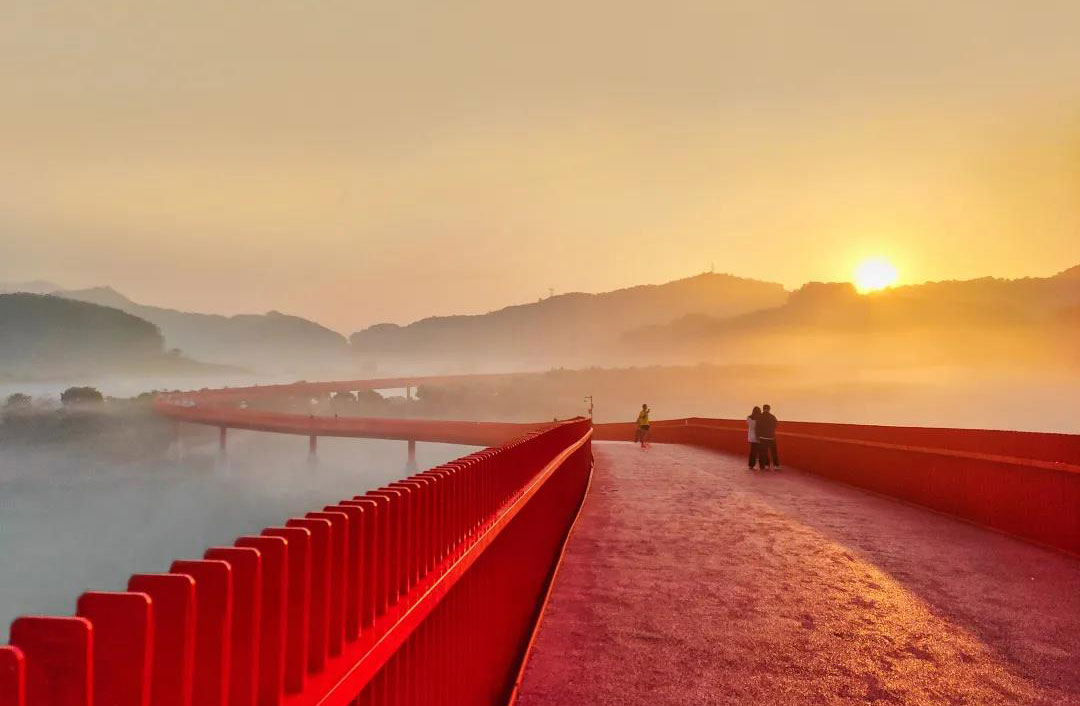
[0,425,475,632]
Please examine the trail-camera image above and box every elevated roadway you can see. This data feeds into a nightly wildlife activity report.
[514,442,1080,705]
[154,374,551,449]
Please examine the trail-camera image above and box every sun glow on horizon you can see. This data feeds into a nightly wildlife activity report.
[853,257,900,293]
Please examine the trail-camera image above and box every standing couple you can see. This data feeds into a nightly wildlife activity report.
[746,405,780,471]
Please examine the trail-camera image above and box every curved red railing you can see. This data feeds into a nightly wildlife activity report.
[0,410,593,706]
[595,418,1080,556]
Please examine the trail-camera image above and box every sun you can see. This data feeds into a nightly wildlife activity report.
[853,257,899,293]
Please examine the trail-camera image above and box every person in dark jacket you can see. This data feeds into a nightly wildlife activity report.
[757,404,780,470]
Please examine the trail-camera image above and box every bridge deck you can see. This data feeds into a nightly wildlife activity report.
[515,442,1080,706]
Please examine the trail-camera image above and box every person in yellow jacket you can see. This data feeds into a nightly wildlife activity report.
[634,403,651,448]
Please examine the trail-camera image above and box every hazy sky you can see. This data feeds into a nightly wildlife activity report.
[3,1,1080,332]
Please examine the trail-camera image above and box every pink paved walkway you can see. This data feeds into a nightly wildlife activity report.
[515,442,1080,706]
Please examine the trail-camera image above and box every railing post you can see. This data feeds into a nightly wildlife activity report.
[261,526,312,694]
[285,517,333,674]
[0,646,25,706]
[169,560,233,706]
[203,547,262,706]
[126,573,196,706]
[9,616,93,706]
[234,535,288,706]
[75,591,154,706]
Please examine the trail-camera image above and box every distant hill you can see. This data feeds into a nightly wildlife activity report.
[0,280,63,295]
[625,266,1080,368]
[0,293,214,379]
[1056,264,1080,280]
[349,273,788,366]
[57,287,349,371]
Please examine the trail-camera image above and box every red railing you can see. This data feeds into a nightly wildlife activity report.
[1,418,593,706]
[595,418,1080,556]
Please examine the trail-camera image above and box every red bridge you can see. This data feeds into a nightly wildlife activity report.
[2,378,1079,705]
[153,375,551,463]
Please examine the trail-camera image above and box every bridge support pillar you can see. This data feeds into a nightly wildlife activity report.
[309,435,318,456]
[218,426,227,452]
[406,439,418,472]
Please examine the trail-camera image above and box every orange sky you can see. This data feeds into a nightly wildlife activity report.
[3,1,1080,332]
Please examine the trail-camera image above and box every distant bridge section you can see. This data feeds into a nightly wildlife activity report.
[154,374,551,452]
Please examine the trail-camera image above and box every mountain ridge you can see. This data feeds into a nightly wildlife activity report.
[624,266,1080,367]
[350,272,789,364]
[0,293,225,379]
[11,263,1077,373]
[57,287,349,371]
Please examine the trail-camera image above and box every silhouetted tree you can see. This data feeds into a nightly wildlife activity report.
[356,389,385,404]
[4,393,32,410]
[329,391,358,413]
[61,386,104,405]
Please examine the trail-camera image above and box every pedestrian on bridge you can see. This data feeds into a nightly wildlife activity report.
[747,406,762,469]
[634,404,651,448]
[757,404,780,470]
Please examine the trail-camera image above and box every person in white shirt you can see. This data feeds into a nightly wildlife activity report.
[746,406,762,470]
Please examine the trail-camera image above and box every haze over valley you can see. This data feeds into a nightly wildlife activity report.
[3,261,1078,431]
